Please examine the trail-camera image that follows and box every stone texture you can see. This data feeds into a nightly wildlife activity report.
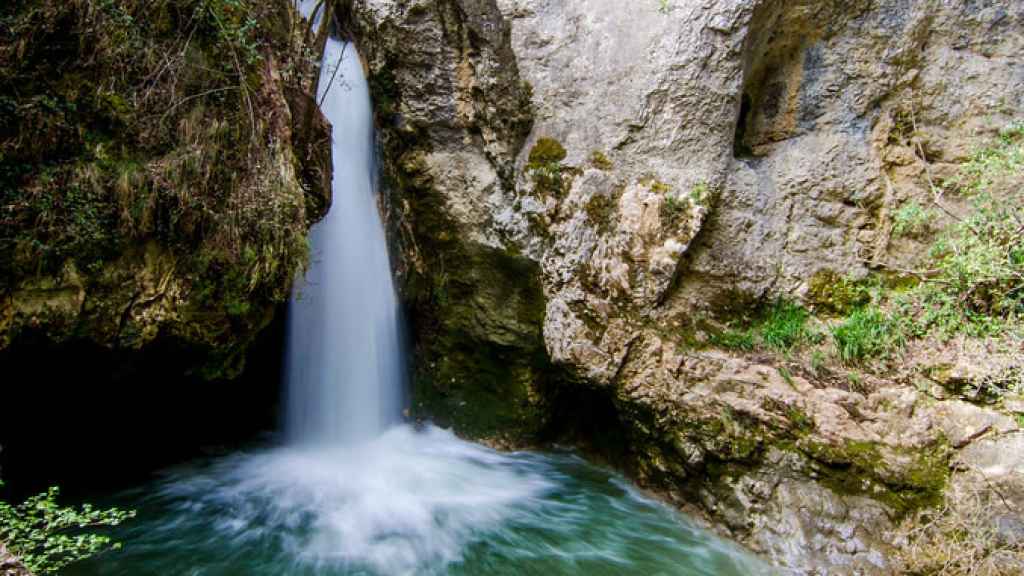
[0,544,30,576]
[933,400,1018,448]
[347,0,1024,572]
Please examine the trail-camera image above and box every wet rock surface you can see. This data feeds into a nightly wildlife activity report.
[348,0,1024,572]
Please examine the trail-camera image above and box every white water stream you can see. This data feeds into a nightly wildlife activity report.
[284,8,403,443]
[65,7,773,574]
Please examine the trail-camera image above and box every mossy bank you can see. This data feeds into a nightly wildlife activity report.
[0,0,331,378]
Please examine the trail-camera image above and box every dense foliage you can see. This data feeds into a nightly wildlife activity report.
[0,0,320,320]
[0,481,134,574]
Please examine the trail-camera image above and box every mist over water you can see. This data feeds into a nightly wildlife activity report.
[64,6,775,575]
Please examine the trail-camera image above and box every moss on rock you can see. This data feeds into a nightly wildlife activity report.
[527,137,567,168]
[801,438,951,515]
[589,150,613,171]
[409,242,555,443]
[807,270,872,315]
[585,193,617,233]
[525,138,578,198]
[0,0,329,376]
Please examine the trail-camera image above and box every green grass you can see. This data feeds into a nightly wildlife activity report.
[708,300,817,353]
[831,306,906,364]
[761,300,816,351]
[708,327,756,351]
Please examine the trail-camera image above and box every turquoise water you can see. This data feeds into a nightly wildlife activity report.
[66,426,771,576]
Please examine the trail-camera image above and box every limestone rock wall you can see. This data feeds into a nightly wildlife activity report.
[349,0,1023,572]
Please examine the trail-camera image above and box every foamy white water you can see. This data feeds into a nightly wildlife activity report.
[156,427,554,574]
[285,3,403,444]
[68,427,772,576]
[65,7,775,575]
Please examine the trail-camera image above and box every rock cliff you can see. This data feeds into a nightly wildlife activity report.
[3,0,1020,572]
[0,0,331,378]
[349,0,1024,572]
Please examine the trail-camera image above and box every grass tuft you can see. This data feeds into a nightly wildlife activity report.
[831,306,906,364]
[708,299,818,353]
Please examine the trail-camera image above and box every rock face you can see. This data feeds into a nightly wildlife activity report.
[0,543,30,576]
[0,0,330,378]
[350,0,1024,572]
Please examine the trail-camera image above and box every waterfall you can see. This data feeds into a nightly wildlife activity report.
[285,3,404,444]
[60,10,775,574]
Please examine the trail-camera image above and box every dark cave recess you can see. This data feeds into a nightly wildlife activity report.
[0,306,288,500]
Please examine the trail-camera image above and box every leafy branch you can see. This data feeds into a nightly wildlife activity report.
[0,482,135,575]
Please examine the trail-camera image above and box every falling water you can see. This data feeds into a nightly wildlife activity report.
[285,3,403,444]
[62,6,776,575]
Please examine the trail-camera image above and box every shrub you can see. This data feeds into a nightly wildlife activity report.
[957,122,1024,196]
[857,122,1024,344]
[892,200,936,238]
[929,192,1023,319]
[906,124,1024,336]
[0,482,135,575]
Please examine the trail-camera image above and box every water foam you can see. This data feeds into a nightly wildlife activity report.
[70,427,771,576]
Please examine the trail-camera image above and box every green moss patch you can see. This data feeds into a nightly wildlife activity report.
[585,193,617,233]
[0,0,318,337]
[589,150,613,171]
[527,137,567,168]
[801,438,951,516]
[525,137,577,198]
[807,270,872,315]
